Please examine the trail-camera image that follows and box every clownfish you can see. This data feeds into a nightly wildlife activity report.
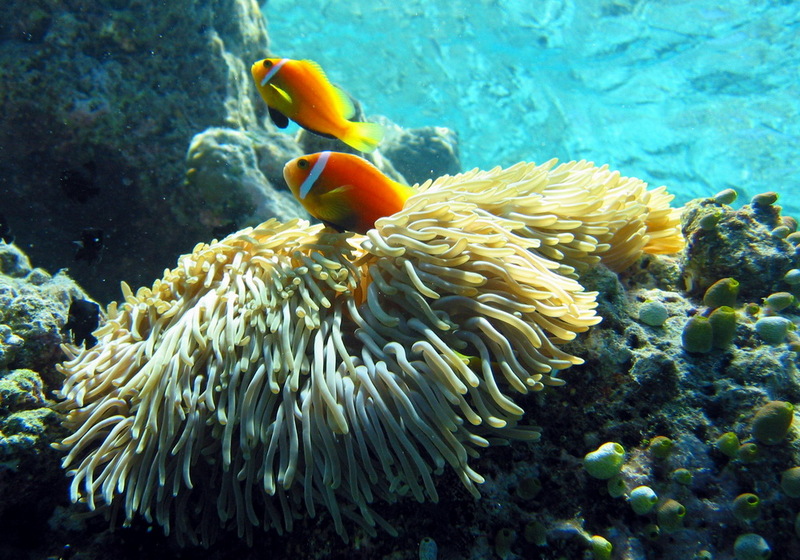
[251,57,384,153]
[283,151,415,234]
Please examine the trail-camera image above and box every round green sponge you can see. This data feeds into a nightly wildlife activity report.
[752,400,794,445]
[733,533,771,560]
[629,486,658,515]
[780,466,800,498]
[657,499,686,532]
[583,442,625,480]
[682,316,713,353]
[754,317,792,345]
[590,535,612,560]
[703,277,739,308]
[732,493,761,522]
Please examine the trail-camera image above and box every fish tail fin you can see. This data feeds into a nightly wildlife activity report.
[342,121,385,152]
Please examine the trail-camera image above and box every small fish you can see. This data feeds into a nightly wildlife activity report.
[74,228,104,263]
[251,57,384,152]
[0,213,13,244]
[63,299,100,347]
[60,161,99,203]
[283,151,415,234]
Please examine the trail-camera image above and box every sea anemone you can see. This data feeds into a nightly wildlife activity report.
[56,159,684,544]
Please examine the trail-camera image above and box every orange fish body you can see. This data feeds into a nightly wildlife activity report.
[251,57,384,153]
[283,151,415,234]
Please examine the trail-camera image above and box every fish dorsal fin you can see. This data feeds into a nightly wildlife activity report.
[331,85,356,120]
[301,59,356,119]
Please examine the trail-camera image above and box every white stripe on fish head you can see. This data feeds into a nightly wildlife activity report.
[299,151,332,199]
[260,58,289,87]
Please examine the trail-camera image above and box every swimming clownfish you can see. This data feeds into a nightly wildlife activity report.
[251,57,385,153]
[283,151,415,234]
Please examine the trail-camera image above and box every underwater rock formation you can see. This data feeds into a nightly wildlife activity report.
[0,366,64,547]
[182,127,304,232]
[0,0,274,303]
[681,193,799,301]
[0,244,89,377]
[372,116,461,184]
[0,242,90,556]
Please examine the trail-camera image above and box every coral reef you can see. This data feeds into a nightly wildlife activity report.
[55,159,683,546]
[1,2,799,558]
[0,184,798,560]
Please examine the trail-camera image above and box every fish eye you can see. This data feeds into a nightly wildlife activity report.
[297,159,309,169]
[263,60,273,68]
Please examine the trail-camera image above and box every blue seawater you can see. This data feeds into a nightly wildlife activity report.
[264,0,800,212]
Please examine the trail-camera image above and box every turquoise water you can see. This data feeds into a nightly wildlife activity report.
[265,0,800,211]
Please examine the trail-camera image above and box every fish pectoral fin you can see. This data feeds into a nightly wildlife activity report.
[268,106,290,128]
[267,84,294,106]
[316,185,357,224]
[321,184,356,200]
[265,84,293,128]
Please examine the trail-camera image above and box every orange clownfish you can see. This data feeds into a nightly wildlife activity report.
[283,151,415,234]
[251,57,384,153]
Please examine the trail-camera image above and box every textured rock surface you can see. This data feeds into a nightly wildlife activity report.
[0,0,273,303]
[182,127,304,233]
[0,365,64,558]
[0,244,88,379]
[0,246,78,559]
[681,195,799,301]
[376,117,461,185]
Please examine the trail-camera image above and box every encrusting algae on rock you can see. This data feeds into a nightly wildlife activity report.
[55,159,684,544]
